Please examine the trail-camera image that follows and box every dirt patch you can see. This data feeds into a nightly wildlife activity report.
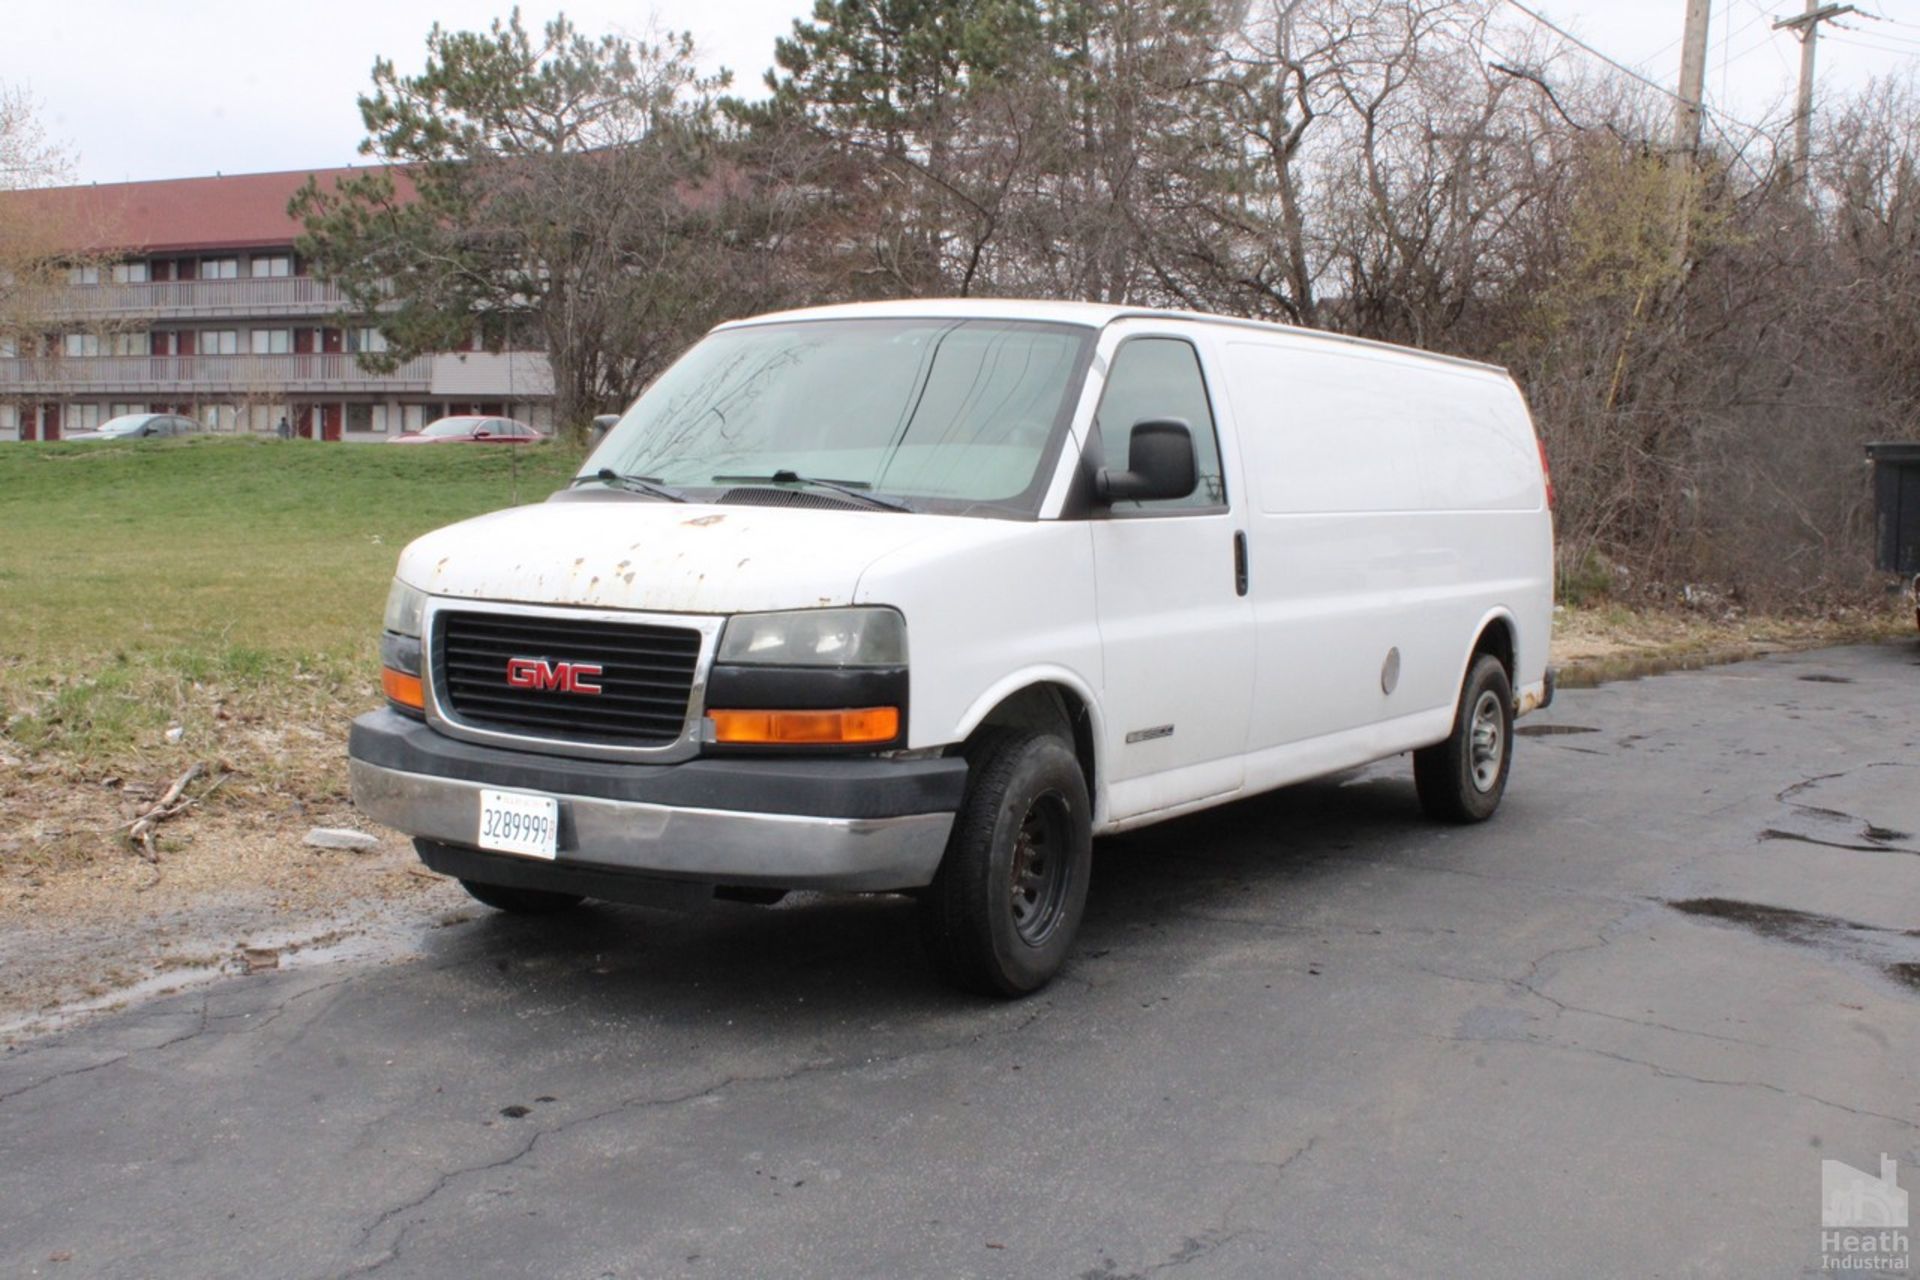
[0,791,464,1039]
[1550,603,1908,684]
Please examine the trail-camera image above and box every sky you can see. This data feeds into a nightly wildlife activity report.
[8,0,1920,186]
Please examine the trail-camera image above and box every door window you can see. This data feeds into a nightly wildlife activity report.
[1094,337,1226,513]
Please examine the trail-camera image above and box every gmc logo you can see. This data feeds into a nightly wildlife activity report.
[505,657,603,695]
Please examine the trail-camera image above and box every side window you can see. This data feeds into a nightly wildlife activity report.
[1093,337,1225,512]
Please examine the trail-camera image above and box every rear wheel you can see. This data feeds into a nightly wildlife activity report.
[1414,653,1513,824]
[920,730,1092,997]
[458,878,584,915]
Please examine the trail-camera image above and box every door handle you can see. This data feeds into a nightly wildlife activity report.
[1233,531,1249,597]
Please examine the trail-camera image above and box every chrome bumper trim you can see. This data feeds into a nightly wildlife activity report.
[349,758,954,892]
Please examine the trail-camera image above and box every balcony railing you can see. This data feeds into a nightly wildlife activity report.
[0,352,434,395]
[49,276,356,319]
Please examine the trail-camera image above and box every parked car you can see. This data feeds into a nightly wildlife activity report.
[66,413,202,442]
[348,300,1556,997]
[387,416,542,445]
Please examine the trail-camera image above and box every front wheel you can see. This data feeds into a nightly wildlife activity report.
[920,730,1093,997]
[1413,653,1513,824]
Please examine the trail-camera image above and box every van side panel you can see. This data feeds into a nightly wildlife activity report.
[1218,338,1552,786]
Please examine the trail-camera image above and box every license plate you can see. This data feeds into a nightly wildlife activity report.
[477,789,560,860]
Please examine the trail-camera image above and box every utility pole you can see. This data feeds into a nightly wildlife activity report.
[1673,0,1713,156]
[1775,1,1857,187]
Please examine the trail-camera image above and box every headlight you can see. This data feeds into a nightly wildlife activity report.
[383,579,427,637]
[717,607,906,667]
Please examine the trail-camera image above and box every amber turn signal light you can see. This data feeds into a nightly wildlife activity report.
[708,706,900,745]
[382,667,425,711]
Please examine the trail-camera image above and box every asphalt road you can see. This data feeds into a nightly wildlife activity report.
[4,643,1918,1279]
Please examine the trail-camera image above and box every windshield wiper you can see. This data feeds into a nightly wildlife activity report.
[710,470,914,513]
[569,469,689,503]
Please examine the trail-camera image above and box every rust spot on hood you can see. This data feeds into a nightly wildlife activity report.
[682,514,727,528]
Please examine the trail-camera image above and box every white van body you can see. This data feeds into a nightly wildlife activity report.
[350,300,1553,992]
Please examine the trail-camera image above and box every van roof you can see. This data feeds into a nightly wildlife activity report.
[715,298,1509,378]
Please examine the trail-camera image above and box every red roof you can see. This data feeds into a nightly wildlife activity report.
[0,166,415,256]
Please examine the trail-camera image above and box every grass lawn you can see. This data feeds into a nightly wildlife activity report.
[1,436,582,772]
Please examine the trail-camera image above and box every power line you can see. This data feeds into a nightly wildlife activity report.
[1826,31,1920,52]
[1741,0,1803,73]
[1500,0,1682,100]
[1499,0,1773,134]
[1834,17,1920,45]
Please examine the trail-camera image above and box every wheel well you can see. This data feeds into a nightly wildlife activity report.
[966,683,1096,798]
[1473,616,1516,680]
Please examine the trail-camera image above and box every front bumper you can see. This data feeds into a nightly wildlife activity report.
[347,710,966,892]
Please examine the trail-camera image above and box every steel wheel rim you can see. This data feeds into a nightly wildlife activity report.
[1008,790,1072,947]
[1469,689,1505,792]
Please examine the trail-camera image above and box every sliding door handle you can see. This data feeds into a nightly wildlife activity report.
[1233,531,1249,597]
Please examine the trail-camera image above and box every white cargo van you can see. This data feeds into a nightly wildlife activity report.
[350,300,1554,995]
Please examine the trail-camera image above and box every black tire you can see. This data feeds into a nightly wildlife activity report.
[1414,653,1514,824]
[458,878,584,915]
[920,730,1093,998]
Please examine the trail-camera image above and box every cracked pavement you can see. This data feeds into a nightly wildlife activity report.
[2,642,1917,1278]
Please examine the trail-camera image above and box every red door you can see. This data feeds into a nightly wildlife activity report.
[320,328,343,354]
[321,404,343,442]
[19,406,36,442]
[41,404,60,441]
[296,406,314,439]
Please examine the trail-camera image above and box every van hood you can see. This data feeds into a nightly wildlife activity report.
[396,498,971,615]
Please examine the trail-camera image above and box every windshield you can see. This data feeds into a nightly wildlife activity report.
[98,416,152,436]
[421,418,483,438]
[588,318,1094,516]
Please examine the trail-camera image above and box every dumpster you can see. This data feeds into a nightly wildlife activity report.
[1866,441,1920,632]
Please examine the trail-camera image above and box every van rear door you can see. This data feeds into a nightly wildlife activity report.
[1087,329,1254,823]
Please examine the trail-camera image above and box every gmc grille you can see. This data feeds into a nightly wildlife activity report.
[435,611,702,746]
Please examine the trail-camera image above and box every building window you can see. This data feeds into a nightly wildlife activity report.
[200,330,240,355]
[68,404,106,432]
[201,258,239,280]
[0,337,16,358]
[63,333,101,357]
[109,331,147,356]
[111,262,150,284]
[250,329,291,355]
[250,255,291,278]
[68,264,100,286]
[347,327,389,354]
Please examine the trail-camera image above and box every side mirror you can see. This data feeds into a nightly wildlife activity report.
[590,414,619,445]
[1097,419,1198,504]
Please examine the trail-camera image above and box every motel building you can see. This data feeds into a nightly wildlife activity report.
[0,168,554,441]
